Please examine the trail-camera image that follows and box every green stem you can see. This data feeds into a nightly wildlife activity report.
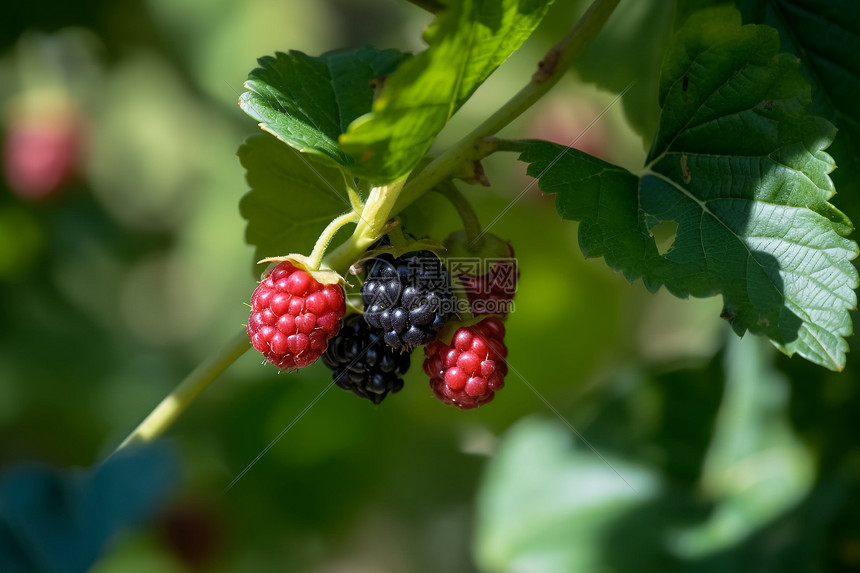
[307,210,361,270]
[111,0,620,452]
[435,182,483,246]
[324,0,619,274]
[341,170,364,212]
[353,175,408,239]
[392,0,620,215]
[393,137,498,218]
[113,330,251,453]
[323,176,408,273]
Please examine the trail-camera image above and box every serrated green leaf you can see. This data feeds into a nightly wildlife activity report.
[519,6,859,370]
[238,134,353,266]
[239,47,408,166]
[339,0,554,183]
[677,0,860,197]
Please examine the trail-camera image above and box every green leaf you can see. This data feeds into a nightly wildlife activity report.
[669,335,815,558]
[238,134,353,266]
[0,443,179,573]
[519,6,859,371]
[474,417,659,572]
[576,0,675,143]
[239,47,408,166]
[339,0,554,183]
[678,0,860,198]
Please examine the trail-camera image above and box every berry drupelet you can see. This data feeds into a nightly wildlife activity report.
[247,261,345,370]
[424,317,508,409]
[457,245,519,318]
[322,315,411,404]
[361,251,455,351]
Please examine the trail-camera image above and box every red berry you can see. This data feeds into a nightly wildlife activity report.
[424,317,508,410]
[458,246,519,318]
[247,261,345,370]
[3,113,82,201]
[443,231,519,318]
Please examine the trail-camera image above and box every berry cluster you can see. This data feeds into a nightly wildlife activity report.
[361,251,455,351]
[247,236,515,411]
[424,317,508,410]
[247,261,345,370]
[322,315,410,404]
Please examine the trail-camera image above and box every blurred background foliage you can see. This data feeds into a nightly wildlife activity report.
[1,0,858,571]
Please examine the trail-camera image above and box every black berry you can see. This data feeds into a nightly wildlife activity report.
[361,250,455,350]
[322,315,411,404]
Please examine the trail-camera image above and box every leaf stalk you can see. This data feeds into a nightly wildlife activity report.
[434,181,483,246]
[391,0,621,215]
[113,0,621,452]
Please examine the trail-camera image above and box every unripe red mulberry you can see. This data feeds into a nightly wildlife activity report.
[424,317,508,409]
[247,261,345,370]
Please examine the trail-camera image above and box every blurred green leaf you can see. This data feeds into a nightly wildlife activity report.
[518,6,859,370]
[239,47,408,166]
[339,0,554,183]
[576,0,674,144]
[474,417,659,573]
[668,335,815,558]
[0,443,179,573]
[0,204,43,278]
[238,134,353,265]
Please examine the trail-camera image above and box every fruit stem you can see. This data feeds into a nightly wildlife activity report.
[307,210,361,270]
[318,0,619,276]
[112,330,251,454]
[434,181,483,248]
[391,0,620,215]
[342,170,364,212]
[323,175,408,273]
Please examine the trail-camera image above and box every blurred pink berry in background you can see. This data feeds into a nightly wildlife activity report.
[3,109,82,200]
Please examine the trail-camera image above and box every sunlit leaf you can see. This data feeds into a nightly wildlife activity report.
[339,0,554,183]
[239,47,407,166]
[677,0,860,196]
[519,6,858,370]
